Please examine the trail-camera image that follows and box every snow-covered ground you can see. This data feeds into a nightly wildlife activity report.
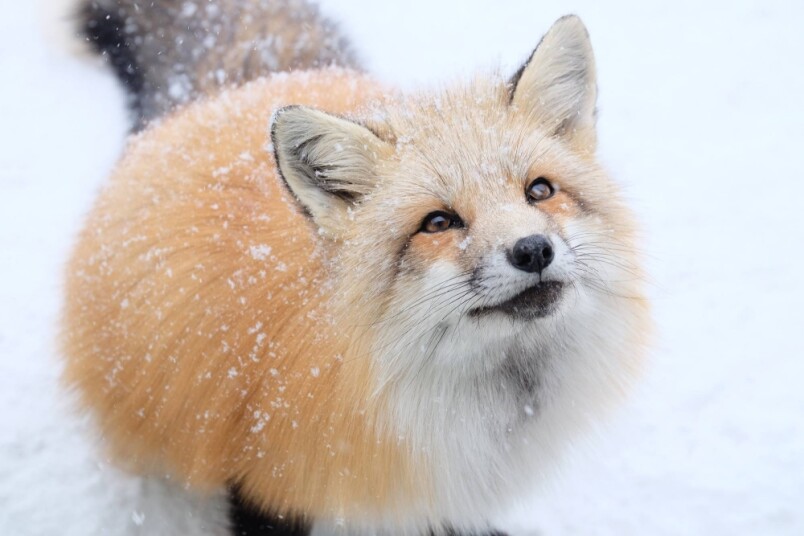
[2,0,803,534]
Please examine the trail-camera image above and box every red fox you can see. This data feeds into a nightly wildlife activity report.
[62,2,650,535]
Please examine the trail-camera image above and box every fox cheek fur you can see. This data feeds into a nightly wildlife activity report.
[64,6,650,535]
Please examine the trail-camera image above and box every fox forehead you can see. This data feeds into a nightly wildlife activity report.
[360,80,597,233]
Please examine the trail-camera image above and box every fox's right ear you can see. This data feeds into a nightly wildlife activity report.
[270,106,391,237]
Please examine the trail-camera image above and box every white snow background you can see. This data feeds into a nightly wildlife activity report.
[2,0,803,534]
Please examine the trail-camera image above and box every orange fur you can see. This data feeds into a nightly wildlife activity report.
[62,70,420,520]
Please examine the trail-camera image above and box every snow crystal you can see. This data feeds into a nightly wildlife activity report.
[180,2,197,17]
[167,80,186,100]
[247,321,263,334]
[212,167,230,178]
[310,367,320,378]
[203,35,217,49]
[251,421,265,434]
[227,367,238,379]
[132,511,145,526]
[249,245,272,260]
[250,412,269,433]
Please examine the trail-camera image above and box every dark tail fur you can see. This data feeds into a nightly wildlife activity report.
[76,0,361,131]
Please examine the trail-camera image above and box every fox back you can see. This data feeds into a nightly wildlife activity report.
[62,5,650,535]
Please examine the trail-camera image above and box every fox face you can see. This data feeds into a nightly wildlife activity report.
[271,16,646,465]
[273,17,637,350]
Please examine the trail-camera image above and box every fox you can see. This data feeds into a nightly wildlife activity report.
[62,1,651,535]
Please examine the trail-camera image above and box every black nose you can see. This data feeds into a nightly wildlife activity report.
[509,235,554,273]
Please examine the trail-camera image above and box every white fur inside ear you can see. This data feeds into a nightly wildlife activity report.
[510,15,598,148]
[270,106,387,236]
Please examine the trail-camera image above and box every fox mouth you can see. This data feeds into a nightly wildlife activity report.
[469,281,564,320]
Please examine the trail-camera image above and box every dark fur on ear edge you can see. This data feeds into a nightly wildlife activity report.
[270,105,314,219]
[507,14,587,103]
[269,105,388,230]
[507,37,545,104]
[505,15,598,148]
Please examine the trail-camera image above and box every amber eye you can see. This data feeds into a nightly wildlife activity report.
[526,177,555,203]
[420,211,463,233]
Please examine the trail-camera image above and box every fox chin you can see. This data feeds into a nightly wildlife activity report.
[61,1,651,535]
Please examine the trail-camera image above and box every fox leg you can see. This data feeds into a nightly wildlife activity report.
[227,485,311,536]
[226,487,507,536]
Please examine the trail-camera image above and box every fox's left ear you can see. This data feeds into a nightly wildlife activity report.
[509,15,598,150]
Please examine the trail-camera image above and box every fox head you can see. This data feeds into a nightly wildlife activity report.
[271,16,646,440]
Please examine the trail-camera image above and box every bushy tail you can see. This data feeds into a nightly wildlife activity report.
[74,0,360,130]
